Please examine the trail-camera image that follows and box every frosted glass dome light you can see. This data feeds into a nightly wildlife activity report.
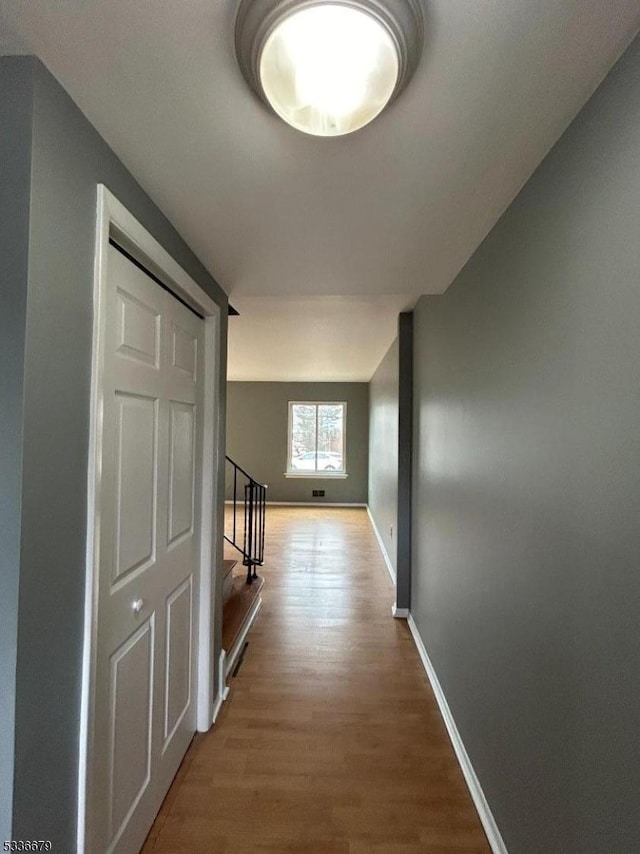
[260,5,399,136]
[236,0,424,137]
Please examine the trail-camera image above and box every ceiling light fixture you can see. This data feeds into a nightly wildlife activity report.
[235,0,424,137]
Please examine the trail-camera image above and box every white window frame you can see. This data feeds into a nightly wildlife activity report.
[285,400,348,478]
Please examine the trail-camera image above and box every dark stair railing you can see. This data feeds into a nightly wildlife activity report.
[225,456,267,584]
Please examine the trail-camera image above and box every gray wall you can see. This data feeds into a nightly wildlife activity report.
[2,56,228,849]
[0,57,33,844]
[412,35,640,854]
[368,339,399,574]
[227,382,369,503]
[396,313,413,611]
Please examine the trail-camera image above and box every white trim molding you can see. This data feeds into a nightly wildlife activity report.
[407,615,508,854]
[366,505,396,585]
[265,501,366,507]
[284,473,348,479]
[392,605,409,618]
[212,650,230,725]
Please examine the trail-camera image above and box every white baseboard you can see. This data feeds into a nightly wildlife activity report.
[407,614,508,854]
[266,501,367,507]
[392,605,409,618]
[224,500,366,507]
[366,506,396,585]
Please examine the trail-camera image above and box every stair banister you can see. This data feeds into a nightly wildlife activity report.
[225,455,267,584]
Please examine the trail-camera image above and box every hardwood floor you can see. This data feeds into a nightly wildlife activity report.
[142,506,490,853]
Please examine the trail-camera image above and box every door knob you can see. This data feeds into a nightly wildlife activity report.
[132,598,144,614]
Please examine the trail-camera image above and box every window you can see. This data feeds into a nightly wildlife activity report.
[287,402,347,476]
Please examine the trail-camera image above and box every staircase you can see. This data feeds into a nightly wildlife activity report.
[222,457,267,678]
[222,558,237,605]
[224,456,267,584]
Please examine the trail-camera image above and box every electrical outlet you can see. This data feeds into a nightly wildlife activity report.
[390,525,393,539]
[312,489,325,497]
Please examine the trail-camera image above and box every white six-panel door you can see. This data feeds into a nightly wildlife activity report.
[90,244,204,853]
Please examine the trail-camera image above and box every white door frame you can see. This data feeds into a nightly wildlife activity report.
[78,185,222,853]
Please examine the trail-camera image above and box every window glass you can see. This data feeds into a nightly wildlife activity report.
[288,402,346,474]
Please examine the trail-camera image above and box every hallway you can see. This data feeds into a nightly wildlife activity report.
[143,507,490,853]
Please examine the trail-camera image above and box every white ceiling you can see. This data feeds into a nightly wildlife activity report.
[2,1,639,380]
[228,295,415,381]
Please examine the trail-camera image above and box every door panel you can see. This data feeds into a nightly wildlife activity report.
[168,401,195,545]
[114,393,158,583]
[90,244,204,853]
[170,321,197,379]
[108,619,154,846]
[116,288,160,368]
[163,578,192,747]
